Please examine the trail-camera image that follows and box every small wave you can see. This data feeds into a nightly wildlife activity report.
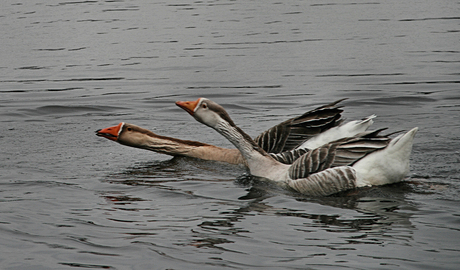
[15,66,49,70]
[214,38,324,45]
[20,105,127,116]
[102,8,139,12]
[364,80,460,85]
[399,16,460,21]
[34,48,66,51]
[0,77,125,84]
[68,47,87,51]
[0,87,83,93]
[59,262,115,269]
[187,85,281,89]
[348,96,437,106]
[317,73,405,77]
[311,2,380,6]
[58,1,98,5]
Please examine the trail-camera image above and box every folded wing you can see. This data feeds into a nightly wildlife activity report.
[288,129,391,180]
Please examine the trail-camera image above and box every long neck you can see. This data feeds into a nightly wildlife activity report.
[120,133,245,165]
[214,120,270,163]
[212,120,290,180]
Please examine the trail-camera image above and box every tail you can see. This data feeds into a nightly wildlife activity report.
[388,127,418,153]
[298,115,376,150]
[354,127,418,187]
[338,114,376,137]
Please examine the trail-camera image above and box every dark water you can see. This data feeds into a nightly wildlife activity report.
[1,0,459,269]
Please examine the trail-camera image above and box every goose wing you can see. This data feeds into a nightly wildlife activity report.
[286,166,358,196]
[269,148,309,164]
[254,99,345,153]
[285,129,407,196]
[288,129,390,180]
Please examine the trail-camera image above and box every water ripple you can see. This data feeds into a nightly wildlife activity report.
[19,105,127,115]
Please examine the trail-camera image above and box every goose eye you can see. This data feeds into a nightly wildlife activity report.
[127,127,132,131]
[202,103,208,109]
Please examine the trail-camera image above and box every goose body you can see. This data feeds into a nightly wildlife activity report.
[96,99,374,166]
[176,98,418,196]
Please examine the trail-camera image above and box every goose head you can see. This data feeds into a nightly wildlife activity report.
[96,122,124,141]
[176,98,236,129]
[96,122,154,147]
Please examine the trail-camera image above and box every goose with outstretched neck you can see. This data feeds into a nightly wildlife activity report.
[176,98,418,196]
[96,99,376,166]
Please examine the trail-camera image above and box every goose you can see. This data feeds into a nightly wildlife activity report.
[176,98,418,196]
[96,99,375,166]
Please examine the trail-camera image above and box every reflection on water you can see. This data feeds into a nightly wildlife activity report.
[102,158,419,253]
[1,0,460,269]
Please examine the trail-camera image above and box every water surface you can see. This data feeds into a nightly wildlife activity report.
[1,0,459,269]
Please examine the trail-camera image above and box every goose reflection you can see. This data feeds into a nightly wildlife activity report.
[100,159,421,250]
[102,156,245,187]
[189,178,419,249]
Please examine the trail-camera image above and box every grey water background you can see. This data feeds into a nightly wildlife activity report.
[1,0,459,269]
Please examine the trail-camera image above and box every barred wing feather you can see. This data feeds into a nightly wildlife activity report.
[254,99,345,153]
[287,167,358,196]
[288,130,391,180]
[269,148,309,164]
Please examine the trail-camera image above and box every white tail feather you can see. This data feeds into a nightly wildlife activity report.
[354,127,418,187]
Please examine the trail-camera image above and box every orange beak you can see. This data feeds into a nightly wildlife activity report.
[96,122,123,141]
[176,98,200,116]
